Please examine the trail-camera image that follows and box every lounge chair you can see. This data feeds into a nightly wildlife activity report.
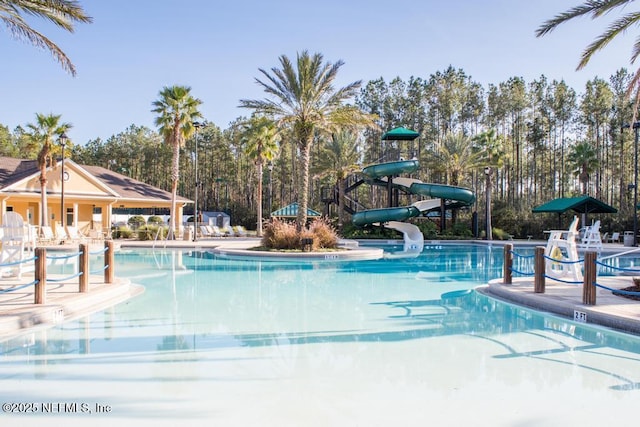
[233,225,248,237]
[220,226,234,237]
[207,225,223,237]
[608,232,621,243]
[200,225,221,238]
[66,225,88,243]
[39,226,58,244]
[55,225,68,243]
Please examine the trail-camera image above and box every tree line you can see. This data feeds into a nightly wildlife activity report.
[1,65,637,237]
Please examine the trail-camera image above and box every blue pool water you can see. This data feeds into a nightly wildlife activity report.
[1,244,640,426]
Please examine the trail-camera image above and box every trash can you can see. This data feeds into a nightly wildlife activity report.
[624,231,635,247]
[183,226,193,241]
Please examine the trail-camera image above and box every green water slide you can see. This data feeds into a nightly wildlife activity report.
[409,182,475,205]
[352,206,421,226]
[352,160,475,226]
[361,159,419,179]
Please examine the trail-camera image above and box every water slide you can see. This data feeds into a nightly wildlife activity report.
[351,160,475,256]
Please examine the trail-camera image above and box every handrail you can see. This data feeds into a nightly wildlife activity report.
[0,240,115,304]
[599,247,640,261]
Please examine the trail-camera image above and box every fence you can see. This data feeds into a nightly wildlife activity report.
[503,243,640,305]
[0,240,115,305]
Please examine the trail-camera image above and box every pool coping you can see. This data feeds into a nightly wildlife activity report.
[211,246,384,261]
[0,276,143,340]
[478,277,640,336]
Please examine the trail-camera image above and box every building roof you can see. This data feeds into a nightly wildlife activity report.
[0,156,190,204]
[271,202,321,218]
[80,164,189,202]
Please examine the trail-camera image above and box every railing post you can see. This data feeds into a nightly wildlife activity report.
[104,240,114,284]
[34,247,47,304]
[583,251,597,305]
[503,243,513,284]
[79,243,89,292]
[534,246,545,293]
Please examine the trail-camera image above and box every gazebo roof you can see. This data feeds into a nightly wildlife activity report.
[532,196,617,214]
[271,202,321,218]
[381,127,420,141]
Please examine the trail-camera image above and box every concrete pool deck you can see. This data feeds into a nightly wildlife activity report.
[1,237,639,340]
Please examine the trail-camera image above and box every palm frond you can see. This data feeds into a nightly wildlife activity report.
[536,0,632,37]
[578,11,640,69]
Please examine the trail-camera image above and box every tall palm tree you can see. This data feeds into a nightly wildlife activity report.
[568,140,599,195]
[152,85,202,239]
[536,1,640,109]
[472,129,505,240]
[26,113,71,227]
[1,0,92,76]
[425,132,483,186]
[313,131,362,230]
[241,115,280,237]
[239,50,375,231]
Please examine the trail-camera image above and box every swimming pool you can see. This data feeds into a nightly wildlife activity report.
[1,244,640,426]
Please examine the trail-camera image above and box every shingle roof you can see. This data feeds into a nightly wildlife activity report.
[0,157,190,203]
[81,164,188,202]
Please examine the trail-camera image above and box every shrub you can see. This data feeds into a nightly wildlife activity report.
[492,227,512,240]
[147,215,164,225]
[261,217,339,250]
[112,225,133,239]
[341,224,401,239]
[261,218,300,250]
[137,225,167,241]
[449,222,473,238]
[308,217,338,248]
[128,215,146,229]
[415,220,438,239]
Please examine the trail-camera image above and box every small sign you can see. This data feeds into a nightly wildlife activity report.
[574,310,587,323]
[52,309,64,324]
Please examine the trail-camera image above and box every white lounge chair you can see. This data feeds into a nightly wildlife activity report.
[608,232,621,243]
[66,225,88,243]
[55,225,68,243]
[200,225,221,238]
[39,226,58,245]
[209,225,223,237]
[224,226,236,237]
[233,225,247,237]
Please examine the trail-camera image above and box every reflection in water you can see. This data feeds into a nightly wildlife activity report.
[1,244,640,421]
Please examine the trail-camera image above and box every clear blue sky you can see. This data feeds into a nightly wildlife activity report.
[2,0,634,145]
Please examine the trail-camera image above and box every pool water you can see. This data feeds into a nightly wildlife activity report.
[1,244,640,426]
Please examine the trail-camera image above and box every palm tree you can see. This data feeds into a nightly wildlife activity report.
[26,113,72,227]
[313,131,361,230]
[1,0,92,76]
[241,115,280,237]
[239,50,375,231]
[536,1,640,109]
[152,85,202,239]
[425,132,484,186]
[472,129,505,240]
[568,140,599,195]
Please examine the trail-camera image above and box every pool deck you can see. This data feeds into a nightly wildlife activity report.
[1,237,640,340]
